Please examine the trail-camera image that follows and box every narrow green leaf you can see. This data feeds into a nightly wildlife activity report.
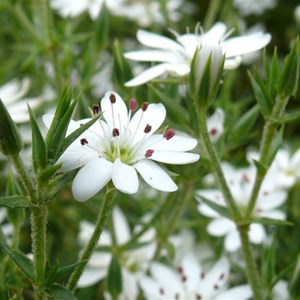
[198,196,230,218]
[269,48,279,99]
[107,254,123,299]
[1,244,34,280]
[0,195,33,208]
[28,104,47,173]
[252,159,267,176]
[272,110,300,125]
[95,3,109,49]
[56,113,102,160]
[38,163,62,183]
[45,260,59,287]
[261,237,276,287]
[251,217,293,226]
[0,99,22,155]
[55,261,87,282]
[268,126,284,165]
[46,284,78,300]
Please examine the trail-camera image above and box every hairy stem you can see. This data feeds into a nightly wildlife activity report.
[67,186,115,292]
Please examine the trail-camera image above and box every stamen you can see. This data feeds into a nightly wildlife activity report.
[181,275,187,282]
[196,294,202,300]
[93,104,100,115]
[214,284,219,290]
[159,288,164,295]
[145,149,154,158]
[219,273,225,280]
[200,271,205,279]
[130,98,137,111]
[175,293,180,300]
[144,124,152,133]
[112,128,120,137]
[163,129,175,140]
[141,102,149,111]
[177,266,184,274]
[109,93,116,103]
[80,138,88,145]
[210,128,217,136]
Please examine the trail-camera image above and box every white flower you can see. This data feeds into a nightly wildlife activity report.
[43,91,199,201]
[234,0,276,16]
[207,108,225,142]
[196,164,288,252]
[0,208,14,245]
[273,280,290,300]
[124,22,271,86]
[139,253,252,300]
[78,206,156,300]
[0,79,46,123]
[50,0,124,20]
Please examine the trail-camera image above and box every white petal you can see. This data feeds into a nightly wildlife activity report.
[222,33,271,58]
[204,22,227,43]
[256,190,287,211]
[100,91,128,132]
[77,268,106,288]
[215,285,252,300]
[124,50,179,63]
[147,134,198,152]
[112,206,131,245]
[137,29,184,51]
[180,252,201,291]
[197,203,220,218]
[224,56,242,69]
[259,210,286,220]
[134,159,177,192]
[0,78,30,104]
[249,224,265,244]
[112,159,139,194]
[128,103,166,145]
[150,151,199,165]
[207,218,235,236]
[224,230,241,252]
[72,158,113,202]
[139,276,162,299]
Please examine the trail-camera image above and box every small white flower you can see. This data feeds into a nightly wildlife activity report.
[139,253,252,300]
[124,22,271,86]
[43,91,199,201]
[0,208,14,245]
[234,0,276,16]
[207,108,225,142]
[78,206,156,300]
[196,164,288,252]
[0,79,55,123]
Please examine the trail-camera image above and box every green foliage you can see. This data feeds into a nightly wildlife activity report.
[0,195,33,208]
[107,254,123,299]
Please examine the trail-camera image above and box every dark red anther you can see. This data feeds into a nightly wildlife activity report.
[112,128,120,137]
[163,129,175,140]
[210,128,218,136]
[144,124,152,133]
[145,149,154,158]
[93,104,100,115]
[141,102,149,111]
[109,93,116,103]
[130,98,137,111]
[80,138,88,145]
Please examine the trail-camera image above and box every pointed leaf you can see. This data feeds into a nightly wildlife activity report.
[199,195,230,218]
[46,284,78,300]
[38,163,62,182]
[267,126,284,165]
[0,195,33,208]
[107,254,123,299]
[28,104,47,173]
[251,217,293,226]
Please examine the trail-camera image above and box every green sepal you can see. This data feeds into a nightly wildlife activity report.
[0,195,34,208]
[38,163,62,183]
[112,39,133,96]
[272,110,300,125]
[28,104,47,173]
[107,254,123,299]
[197,195,230,219]
[0,244,34,280]
[267,125,284,166]
[46,284,78,300]
[252,159,267,177]
[0,98,22,155]
[278,37,299,98]
[261,237,276,288]
[248,69,272,117]
[268,48,280,100]
[251,217,293,226]
[56,113,102,160]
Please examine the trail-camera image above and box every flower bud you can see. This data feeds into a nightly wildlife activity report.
[190,44,225,104]
[0,99,22,155]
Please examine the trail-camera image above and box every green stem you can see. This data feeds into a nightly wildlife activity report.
[197,105,241,219]
[246,95,288,218]
[67,186,115,292]
[31,204,48,300]
[238,224,264,300]
[203,0,222,30]
[154,183,194,259]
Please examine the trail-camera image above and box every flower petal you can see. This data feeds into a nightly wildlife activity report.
[78,268,107,288]
[112,159,139,194]
[137,29,184,51]
[224,230,241,252]
[124,50,179,63]
[100,91,128,132]
[150,151,199,165]
[215,284,252,300]
[134,159,177,192]
[207,218,235,236]
[249,223,265,244]
[128,103,166,145]
[72,158,113,202]
[112,206,131,245]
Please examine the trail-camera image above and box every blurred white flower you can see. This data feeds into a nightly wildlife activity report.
[78,206,156,300]
[207,108,225,142]
[50,0,124,20]
[295,5,300,25]
[140,253,252,299]
[273,280,290,300]
[0,79,55,123]
[43,91,199,201]
[234,0,276,16]
[196,164,287,252]
[124,22,271,86]
[0,209,14,245]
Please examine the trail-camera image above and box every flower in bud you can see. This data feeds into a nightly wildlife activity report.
[0,99,22,155]
[190,44,225,104]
